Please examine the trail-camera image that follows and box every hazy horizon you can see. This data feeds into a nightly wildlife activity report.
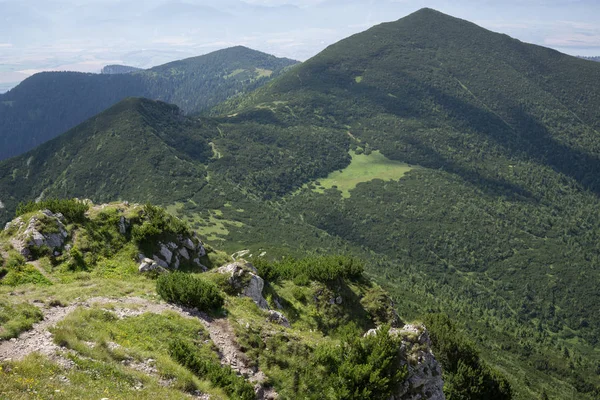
[1,0,599,93]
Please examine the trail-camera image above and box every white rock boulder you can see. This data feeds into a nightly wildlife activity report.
[12,210,68,258]
[216,261,268,309]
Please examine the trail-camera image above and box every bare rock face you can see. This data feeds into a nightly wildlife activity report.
[266,310,290,328]
[138,258,168,274]
[392,324,445,400]
[9,210,68,259]
[216,261,268,309]
[139,235,207,273]
[366,324,445,400]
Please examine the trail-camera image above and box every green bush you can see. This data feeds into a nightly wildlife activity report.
[0,300,44,339]
[15,198,89,223]
[313,326,407,399]
[132,204,188,255]
[169,339,255,400]
[156,272,224,311]
[255,325,408,398]
[254,255,364,285]
[423,314,512,400]
[1,264,52,287]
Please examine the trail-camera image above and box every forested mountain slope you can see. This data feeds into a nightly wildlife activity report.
[1,8,600,399]
[0,46,297,160]
[101,64,143,74]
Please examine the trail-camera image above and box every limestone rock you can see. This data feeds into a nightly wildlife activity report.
[153,256,169,269]
[138,258,167,274]
[118,216,128,235]
[179,248,190,260]
[389,324,445,400]
[197,242,206,257]
[13,210,68,259]
[266,311,290,328]
[183,238,195,250]
[274,298,284,310]
[159,244,173,264]
[193,258,208,272]
[216,261,268,309]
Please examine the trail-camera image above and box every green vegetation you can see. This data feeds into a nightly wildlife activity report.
[241,326,409,399]
[307,150,413,198]
[424,314,512,400]
[311,327,408,399]
[0,353,209,400]
[254,255,364,284]
[0,300,43,340]
[16,198,89,223]
[1,8,600,399]
[169,339,255,400]
[1,263,52,287]
[0,46,298,160]
[0,215,428,400]
[132,204,188,255]
[156,272,224,312]
[40,307,226,398]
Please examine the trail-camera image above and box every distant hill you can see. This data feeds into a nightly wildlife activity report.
[100,65,143,74]
[0,98,215,210]
[0,46,298,160]
[2,8,600,398]
[578,56,600,62]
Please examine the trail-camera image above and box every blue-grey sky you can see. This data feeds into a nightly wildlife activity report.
[0,0,599,92]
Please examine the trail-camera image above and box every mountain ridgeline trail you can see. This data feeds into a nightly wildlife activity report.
[1,7,600,399]
[0,296,277,399]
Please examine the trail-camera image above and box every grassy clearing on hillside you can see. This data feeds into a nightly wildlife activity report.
[166,204,243,242]
[309,151,413,198]
[255,68,273,78]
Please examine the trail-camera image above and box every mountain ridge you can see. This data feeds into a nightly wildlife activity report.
[1,8,600,398]
[0,46,298,161]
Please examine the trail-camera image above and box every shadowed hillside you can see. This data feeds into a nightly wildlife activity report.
[0,46,297,160]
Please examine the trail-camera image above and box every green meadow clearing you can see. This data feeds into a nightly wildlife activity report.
[312,151,414,198]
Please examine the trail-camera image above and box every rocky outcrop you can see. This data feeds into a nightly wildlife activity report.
[138,258,168,274]
[215,261,268,309]
[138,234,206,273]
[366,324,445,400]
[7,210,68,259]
[266,310,290,328]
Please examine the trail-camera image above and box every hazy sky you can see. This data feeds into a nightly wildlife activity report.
[0,0,599,92]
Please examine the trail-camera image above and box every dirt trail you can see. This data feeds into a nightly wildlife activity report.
[0,296,277,399]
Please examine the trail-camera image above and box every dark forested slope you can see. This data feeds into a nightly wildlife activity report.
[0,98,215,214]
[0,46,297,160]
